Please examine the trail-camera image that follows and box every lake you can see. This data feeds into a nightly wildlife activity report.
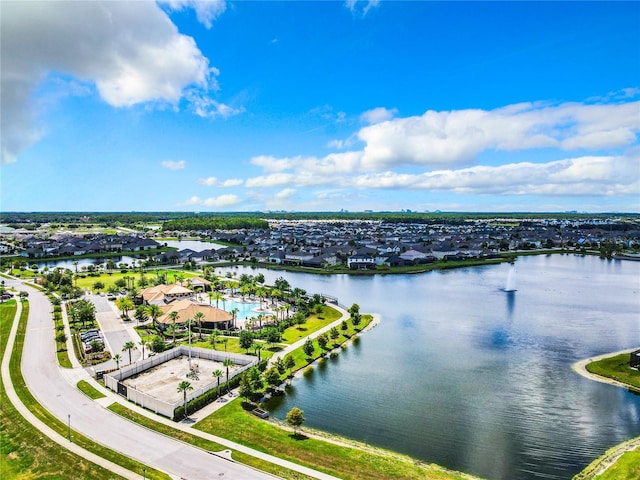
[216,255,640,480]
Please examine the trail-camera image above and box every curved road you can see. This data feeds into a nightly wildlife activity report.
[11,278,276,480]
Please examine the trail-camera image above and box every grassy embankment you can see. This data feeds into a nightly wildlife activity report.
[0,299,168,479]
[195,397,475,480]
[571,353,640,479]
[585,353,640,391]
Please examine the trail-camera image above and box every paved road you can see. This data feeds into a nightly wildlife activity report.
[12,278,276,480]
[89,293,142,369]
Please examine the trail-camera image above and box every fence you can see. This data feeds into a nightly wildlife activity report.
[103,345,257,418]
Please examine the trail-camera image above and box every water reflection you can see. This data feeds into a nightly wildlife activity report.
[220,256,640,480]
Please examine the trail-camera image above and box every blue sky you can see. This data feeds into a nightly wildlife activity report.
[2,1,639,213]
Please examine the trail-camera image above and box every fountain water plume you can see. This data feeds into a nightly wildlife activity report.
[505,266,517,292]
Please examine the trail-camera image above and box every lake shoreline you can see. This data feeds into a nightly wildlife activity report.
[571,347,639,389]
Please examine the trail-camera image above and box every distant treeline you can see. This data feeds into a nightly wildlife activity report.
[2,211,638,229]
[162,216,269,231]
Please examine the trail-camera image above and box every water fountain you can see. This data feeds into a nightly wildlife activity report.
[504,265,517,292]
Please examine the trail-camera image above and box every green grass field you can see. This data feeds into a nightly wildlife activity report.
[195,397,474,480]
[585,353,640,390]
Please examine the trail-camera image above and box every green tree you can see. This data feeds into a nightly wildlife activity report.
[115,297,134,319]
[177,380,194,419]
[134,305,148,325]
[92,281,105,292]
[302,338,314,358]
[285,407,305,435]
[239,330,254,353]
[330,326,340,344]
[193,311,205,339]
[112,353,122,370]
[264,367,281,390]
[122,341,136,364]
[150,335,165,353]
[340,319,348,331]
[146,304,162,328]
[317,333,328,350]
[209,329,220,350]
[223,358,235,393]
[212,369,223,398]
[274,356,285,375]
[284,355,296,378]
[238,373,253,401]
[55,332,67,344]
[139,339,148,360]
[167,323,179,345]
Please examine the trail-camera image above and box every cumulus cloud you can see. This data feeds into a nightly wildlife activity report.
[350,153,639,196]
[162,0,226,29]
[197,176,243,187]
[203,194,241,208]
[356,100,640,170]
[1,1,220,164]
[275,188,296,200]
[162,160,186,170]
[179,195,202,206]
[360,107,398,124]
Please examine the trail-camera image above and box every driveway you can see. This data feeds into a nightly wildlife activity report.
[88,293,141,369]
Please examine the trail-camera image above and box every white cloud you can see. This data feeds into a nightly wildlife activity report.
[203,194,241,208]
[187,92,245,118]
[356,100,640,170]
[250,155,300,172]
[179,195,201,206]
[162,0,226,29]
[350,153,639,196]
[360,107,398,124]
[275,188,296,200]
[345,0,381,16]
[162,160,186,170]
[197,176,243,187]
[1,1,219,164]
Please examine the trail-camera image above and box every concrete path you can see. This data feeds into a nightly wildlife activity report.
[6,276,343,480]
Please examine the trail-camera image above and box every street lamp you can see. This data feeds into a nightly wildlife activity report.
[67,414,71,442]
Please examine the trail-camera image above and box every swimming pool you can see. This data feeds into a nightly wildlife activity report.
[222,299,262,320]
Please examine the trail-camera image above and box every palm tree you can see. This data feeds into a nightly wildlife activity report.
[122,341,136,364]
[168,310,180,340]
[193,311,205,340]
[223,358,234,393]
[139,339,148,360]
[113,354,123,380]
[231,307,239,329]
[209,329,220,350]
[146,304,162,328]
[176,380,193,419]
[167,323,179,345]
[212,369,223,398]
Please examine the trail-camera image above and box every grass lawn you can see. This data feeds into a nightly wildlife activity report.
[0,300,125,479]
[594,448,640,480]
[281,305,342,344]
[195,398,474,480]
[585,353,640,390]
[74,268,198,292]
[77,380,106,399]
[283,315,373,376]
[108,403,317,480]
[3,299,169,480]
